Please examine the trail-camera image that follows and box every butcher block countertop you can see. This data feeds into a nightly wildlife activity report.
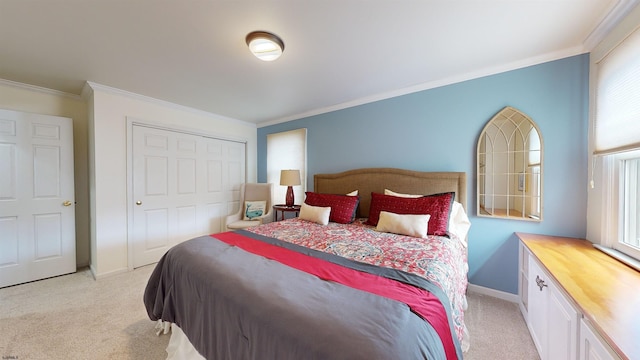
[516,233,640,360]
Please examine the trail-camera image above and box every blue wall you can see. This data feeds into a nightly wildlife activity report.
[257,54,590,294]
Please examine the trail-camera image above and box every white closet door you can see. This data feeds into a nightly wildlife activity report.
[131,125,245,268]
[0,109,75,288]
[204,136,246,225]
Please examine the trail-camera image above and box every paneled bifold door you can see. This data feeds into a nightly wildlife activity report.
[0,109,76,288]
[131,124,245,268]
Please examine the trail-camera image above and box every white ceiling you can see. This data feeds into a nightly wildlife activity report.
[0,0,637,126]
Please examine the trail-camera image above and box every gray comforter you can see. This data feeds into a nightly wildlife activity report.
[144,231,462,360]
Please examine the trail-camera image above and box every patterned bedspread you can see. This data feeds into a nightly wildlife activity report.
[247,217,469,343]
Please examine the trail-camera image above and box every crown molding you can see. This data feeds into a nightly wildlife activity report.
[85,81,255,128]
[583,0,640,50]
[259,46,587,128]
[0,78,82,100]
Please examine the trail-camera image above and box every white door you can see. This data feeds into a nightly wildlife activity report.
[131,125,244,268]
[0,109,75,288]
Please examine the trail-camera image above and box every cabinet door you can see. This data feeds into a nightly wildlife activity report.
[527,257,548,357]
[547,284,578,360]
[527,253,578,360]
[579,319,618,360]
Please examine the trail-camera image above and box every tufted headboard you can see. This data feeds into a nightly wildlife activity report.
[313,168,467,218]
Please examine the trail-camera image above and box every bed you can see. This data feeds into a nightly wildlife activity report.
[144,168,470,360]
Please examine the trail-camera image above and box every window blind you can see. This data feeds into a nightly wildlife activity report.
[595,26,640,155]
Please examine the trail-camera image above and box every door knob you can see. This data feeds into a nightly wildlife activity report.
[136,201,142,205]
[63,200,73,207]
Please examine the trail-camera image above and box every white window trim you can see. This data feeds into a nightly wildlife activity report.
[599,155,619,249]
[617,152,640,260]
[592,151,640,262]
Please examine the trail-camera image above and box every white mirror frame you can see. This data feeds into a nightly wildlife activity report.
[477,106,544,221]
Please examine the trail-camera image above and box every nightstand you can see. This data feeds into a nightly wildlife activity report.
[273,204,301,221]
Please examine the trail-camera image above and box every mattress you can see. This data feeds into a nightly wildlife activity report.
[144,218,468,359]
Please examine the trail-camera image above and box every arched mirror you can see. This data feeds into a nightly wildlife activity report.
[477,106,543,221]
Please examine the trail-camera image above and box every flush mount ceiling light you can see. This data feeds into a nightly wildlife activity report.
[246,31,285,61]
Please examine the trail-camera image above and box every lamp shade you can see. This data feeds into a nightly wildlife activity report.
[246,31,284,61]
[280,170,301,186]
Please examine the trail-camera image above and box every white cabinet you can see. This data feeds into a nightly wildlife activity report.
[523,247,578,360]
[579,319,618,360]
[517,234,633,360]
[519,243,621,360]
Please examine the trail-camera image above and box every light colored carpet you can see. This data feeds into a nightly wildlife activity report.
[0,265,539,359]
[464,292,540,360]
[0,265,167,360]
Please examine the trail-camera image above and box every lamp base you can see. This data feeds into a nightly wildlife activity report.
[285,186,294,207]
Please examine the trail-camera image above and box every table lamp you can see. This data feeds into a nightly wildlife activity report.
[280,169,301,207]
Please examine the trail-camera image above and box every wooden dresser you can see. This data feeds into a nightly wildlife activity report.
[516,233,640,360]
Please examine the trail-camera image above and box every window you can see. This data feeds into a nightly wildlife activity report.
[621,154,640,258]
[589,20,640,261]
[266,128,307,205]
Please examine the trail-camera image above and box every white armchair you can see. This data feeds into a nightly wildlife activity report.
[226,183,274,230]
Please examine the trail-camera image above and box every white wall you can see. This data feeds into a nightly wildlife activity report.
[0,80,91,268]
[86,83,257,278]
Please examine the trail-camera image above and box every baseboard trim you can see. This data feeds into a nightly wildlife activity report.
[89,265,129,280]
[467,283,519,303]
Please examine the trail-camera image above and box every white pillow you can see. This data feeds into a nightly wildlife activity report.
[384,189,470,245]
[384,189,422,198]
[346,190,358,196]
[448,201,471,247]
[243,201,267,220]
[299,203,331,225]
[376,211,430,238]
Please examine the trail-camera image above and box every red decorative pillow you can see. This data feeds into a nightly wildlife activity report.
[366,192,455,236]
[304,192,360,224]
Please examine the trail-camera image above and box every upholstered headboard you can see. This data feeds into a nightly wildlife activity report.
[314,168,467,218]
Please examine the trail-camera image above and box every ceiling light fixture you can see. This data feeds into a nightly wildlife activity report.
[246,31,285,62]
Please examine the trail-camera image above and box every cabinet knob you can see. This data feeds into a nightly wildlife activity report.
[536,275,547,291]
